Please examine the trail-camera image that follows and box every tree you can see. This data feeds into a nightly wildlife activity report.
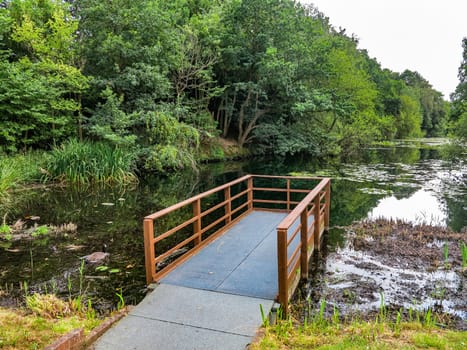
[0,0,88,152]
[450,38,467,140]
[400,70,447,137]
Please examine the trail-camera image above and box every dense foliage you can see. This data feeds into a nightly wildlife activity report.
[0,0,450,173]
[450,38,467,141]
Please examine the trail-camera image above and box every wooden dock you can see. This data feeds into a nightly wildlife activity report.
[93,175,330,349]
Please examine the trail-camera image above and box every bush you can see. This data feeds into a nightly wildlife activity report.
[46,139,137,185]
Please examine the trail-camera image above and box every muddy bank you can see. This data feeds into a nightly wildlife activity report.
[297,220,467,329]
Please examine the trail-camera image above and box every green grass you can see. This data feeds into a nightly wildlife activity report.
[0,153,45,200]
[46,139,138,185]
[0,305,101,350]
[460,242,467,270]
[251,314,467,350]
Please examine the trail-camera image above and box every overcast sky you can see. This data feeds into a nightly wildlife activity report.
[300,0,467,99]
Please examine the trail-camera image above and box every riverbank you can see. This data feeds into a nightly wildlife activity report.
[252,219,467,348]
[251,317,467,349]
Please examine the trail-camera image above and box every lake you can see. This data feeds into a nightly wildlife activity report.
[0,144,465,310]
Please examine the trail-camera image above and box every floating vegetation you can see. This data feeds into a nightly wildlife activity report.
[358,188,393,195]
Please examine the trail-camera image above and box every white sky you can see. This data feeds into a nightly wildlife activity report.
[300,0,467,99]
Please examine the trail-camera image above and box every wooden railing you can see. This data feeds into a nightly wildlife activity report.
[143,174,252,284]
[143,174,331,311]
[276,178,331,313]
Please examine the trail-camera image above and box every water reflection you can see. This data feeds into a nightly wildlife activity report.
[368,189,447,226]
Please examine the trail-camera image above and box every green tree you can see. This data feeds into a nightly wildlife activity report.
[400,70,447,137]
[395,94,422,138]
[450,38,467,140]
[0,0,88,152]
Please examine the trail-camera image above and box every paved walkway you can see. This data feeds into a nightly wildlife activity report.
[93,211,290,350]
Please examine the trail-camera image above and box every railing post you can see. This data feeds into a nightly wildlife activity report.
[300,210,309,278]
[277,228,289,316]
[247,177,253,211]
[144,218,156,285]
[324,179,331,232]
[193,199,202,245]
[224,186,231,225]
[286,178,291,211]
[313,195,321,250]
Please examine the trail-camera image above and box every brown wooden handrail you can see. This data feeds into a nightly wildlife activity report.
[276,178,331,314]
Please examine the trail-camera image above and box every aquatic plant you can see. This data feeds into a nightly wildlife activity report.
[46,139,138,185]
[460,242,467,270]
[0,222,12,241]
[31,225,49,237]
[116,288,125,310]
[443,242,450,269]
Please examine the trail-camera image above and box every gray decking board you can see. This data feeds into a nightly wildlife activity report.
[93,283,275,350]
[92,210,305,350]
[161,211,287,299]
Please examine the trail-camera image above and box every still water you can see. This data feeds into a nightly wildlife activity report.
[0,146,465,309]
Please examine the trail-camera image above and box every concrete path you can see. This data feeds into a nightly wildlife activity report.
[92,211,291,349]
[92,284,273,350]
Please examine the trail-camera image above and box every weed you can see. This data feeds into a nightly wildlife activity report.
[318,299,326,324]
[260,304,269,327]
[79,260,85,296]
[86,299,96,321]
[0,223,10,235]
[22,281,28,296]
[0,214,12,241]
[460,242,467,269]
[67,275,72,298]
[26,294,73,319]
[116,288,125,310]
[394,308,402,336]
[424,308,434,327]
[31,225,49,237]
[332,305,340,328]
[379,292,387,322]
[443,242,450,269]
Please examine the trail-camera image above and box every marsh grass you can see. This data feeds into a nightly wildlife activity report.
[46,139,138,185]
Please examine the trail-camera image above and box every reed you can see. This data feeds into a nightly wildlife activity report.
[46,139,138,185]
[460,242,467,269]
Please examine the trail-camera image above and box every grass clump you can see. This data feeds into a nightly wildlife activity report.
[0,153,45,199]
[46,139,137,185]
[0,289,102,349]
[251,307,467,350]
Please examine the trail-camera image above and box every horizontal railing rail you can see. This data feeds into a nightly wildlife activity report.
[143,174,331,314]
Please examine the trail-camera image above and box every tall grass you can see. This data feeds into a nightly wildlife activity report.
[46,139,138,185]
[0,153,45,200]
[460,242,467,270]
